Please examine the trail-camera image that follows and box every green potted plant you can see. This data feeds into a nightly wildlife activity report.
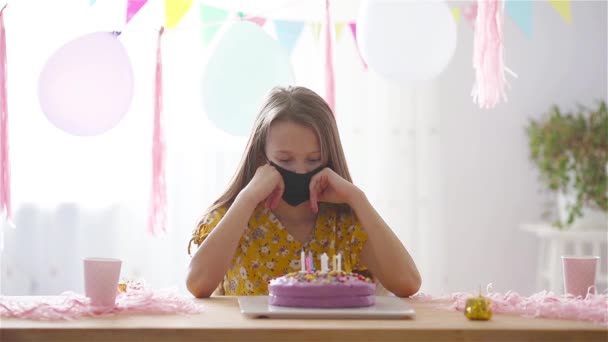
[526,100,608,229]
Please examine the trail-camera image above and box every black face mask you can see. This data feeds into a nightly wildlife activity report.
[271,162,325,206]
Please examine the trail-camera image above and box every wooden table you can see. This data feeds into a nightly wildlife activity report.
[1,297,606,341]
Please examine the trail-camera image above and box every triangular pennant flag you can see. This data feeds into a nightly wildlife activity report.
[239,13,266,27]
[165,0,192,29]
[238,11,267,27]
[349,22,367,70]
[127,0,148,24]
[247,16,267,27]
[506,0,532,37]
[548,0,572,24]
[452,7,460,23]
[335,23,345,41]
[274,20,305,55]
[200,4,229,46]
[462,3,477,27]
[311,22,322,42]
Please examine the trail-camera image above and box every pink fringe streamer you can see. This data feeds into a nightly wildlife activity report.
[413,285,608,325]
[323,0,335,113]
[148,27,167,235]
[471,0,511,109]
[0,5,11,221]
[0,283,202,321]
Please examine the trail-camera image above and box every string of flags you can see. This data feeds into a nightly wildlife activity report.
[89,0,572,56]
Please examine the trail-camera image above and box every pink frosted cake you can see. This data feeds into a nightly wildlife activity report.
[268,271,375,308]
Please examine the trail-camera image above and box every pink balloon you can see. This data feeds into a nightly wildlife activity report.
[38,32,134,136]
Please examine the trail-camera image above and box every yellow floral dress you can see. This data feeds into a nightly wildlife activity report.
[189,204,368,295]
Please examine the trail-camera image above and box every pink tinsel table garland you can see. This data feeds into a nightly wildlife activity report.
[0,287,202,321]
[2,285,606,325]
[412,285,608,325]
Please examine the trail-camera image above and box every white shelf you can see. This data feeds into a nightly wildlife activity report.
[520,223,608,293]
[521,223,608,241]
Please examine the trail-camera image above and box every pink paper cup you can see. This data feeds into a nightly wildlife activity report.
[561,256,599,298]
[83,257,122,308]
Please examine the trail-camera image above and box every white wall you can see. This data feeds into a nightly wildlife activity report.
[436,0,607,295]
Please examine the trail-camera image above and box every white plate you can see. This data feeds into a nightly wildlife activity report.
[238,296,416,319]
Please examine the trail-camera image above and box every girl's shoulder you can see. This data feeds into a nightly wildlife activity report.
[188,206,229,255]
[194,204,272,237]
[200,206,229,224]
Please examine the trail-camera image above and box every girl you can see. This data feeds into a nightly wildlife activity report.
[187,86,420,298]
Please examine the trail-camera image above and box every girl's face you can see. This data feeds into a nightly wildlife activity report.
[265,121,323,174]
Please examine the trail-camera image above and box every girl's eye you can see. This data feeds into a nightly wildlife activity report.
[308,159,320,163]
[279,159,291,163]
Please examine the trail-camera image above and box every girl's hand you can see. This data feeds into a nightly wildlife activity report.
[309,168,360,213]
[241,164,284,209]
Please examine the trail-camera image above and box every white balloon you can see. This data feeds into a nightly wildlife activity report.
[357,0,457,83]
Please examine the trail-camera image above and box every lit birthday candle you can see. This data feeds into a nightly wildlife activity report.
[320,253,329,273]
[300,250,305,272]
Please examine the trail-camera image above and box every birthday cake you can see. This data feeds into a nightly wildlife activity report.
[268,270,376,308]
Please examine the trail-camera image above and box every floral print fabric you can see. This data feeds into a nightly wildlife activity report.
[190,204,368,295]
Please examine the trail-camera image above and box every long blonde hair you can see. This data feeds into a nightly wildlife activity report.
[202,86,353,219]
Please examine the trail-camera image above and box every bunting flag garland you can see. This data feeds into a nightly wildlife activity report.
[0,4,10,221]
[200,4,230,46]
[148,27,167,236]
[460,0,570,35]
[117,1,572,49]
[127,0,148,24]
[97,0,576,48]
[165,0,192,29]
